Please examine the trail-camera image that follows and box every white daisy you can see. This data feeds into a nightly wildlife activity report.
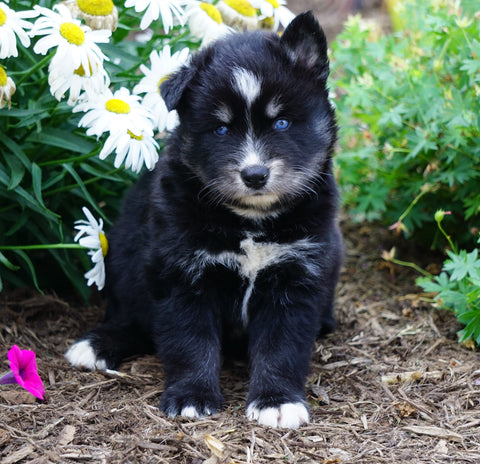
[124,0,186,32]
[74,87,155,138]
[250,0,294,30]
[99,128,159,173]
[48,59,110,105]
[186,2,232,46]
[30,4,111,77]
[74,206,108,290]
[0,2,37,59]
[216,0,259,31]
[59,0,119,32]
[134,46,189,132]
[0,66,15,109]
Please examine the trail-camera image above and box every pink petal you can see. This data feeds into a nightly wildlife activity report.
[7,345,22,373]
[22,372,45,400]
[6,345,45,400]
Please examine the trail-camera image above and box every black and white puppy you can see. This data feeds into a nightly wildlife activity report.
[66,11,343,429]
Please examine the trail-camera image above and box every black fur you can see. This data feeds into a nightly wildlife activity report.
[68,12,343,426]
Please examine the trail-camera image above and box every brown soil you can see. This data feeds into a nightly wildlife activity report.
[2,218,480,464]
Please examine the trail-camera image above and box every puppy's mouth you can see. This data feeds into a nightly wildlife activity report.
[226,192,284,219]
[236,192,280,207]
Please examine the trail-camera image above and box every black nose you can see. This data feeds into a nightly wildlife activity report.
[240,165,270,189]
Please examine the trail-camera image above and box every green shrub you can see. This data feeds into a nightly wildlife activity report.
[417,211,480,345]
[331,0,480,247]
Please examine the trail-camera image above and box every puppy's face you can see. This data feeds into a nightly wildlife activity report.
[162,13,336,218]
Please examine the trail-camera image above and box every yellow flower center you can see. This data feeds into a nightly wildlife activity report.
[262,15,274,28]
[74,62,93,76]
[0,67,7,87]
[77,0,114,16]
[105,98,130,114]
[99,232,108,257]
[264,0,279,8]
[59,22,85,45]
[157,75,170,94]
[127,129,143,140]
[0,7,7,26]
[224,0,256,17]
[200,3,222,24]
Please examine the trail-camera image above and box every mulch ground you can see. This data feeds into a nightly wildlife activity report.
[1,219,480,464]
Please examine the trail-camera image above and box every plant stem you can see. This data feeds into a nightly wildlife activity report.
[0,244,84,251]
[396,183,438,226]
[436,221,457,254]
[391,257,433,278]
[15,52,55,87]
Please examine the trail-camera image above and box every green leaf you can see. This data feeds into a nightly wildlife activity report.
[13,250,43,294]
[0,136,32,170]
[63,163,105,219]
[0,251,20,271]
[444,249,480,281]
[457,310,480,344]
[31,162,46,208]
[27,128,96,155]
[4,153,26,190]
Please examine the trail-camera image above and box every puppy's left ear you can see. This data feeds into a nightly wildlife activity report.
[280,11,329,81]
[160,64,196,112]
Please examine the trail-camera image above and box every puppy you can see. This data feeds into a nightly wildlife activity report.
[66,11,343,429]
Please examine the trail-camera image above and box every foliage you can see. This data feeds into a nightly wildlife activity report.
[331,0,480,247]
[417,212,480,346]
[1,0,170,297]
[0,0,291,298]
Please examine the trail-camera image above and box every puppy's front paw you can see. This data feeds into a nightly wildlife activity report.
[246,401,309,428]
[160,384,222,419]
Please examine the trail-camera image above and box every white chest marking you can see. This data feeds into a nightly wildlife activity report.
[187,237,321,325]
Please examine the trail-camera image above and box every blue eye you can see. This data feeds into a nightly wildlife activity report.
[215,125,229,136]
[273,119,291,131]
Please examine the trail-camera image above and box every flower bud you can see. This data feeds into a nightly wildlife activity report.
[434,209,451,223]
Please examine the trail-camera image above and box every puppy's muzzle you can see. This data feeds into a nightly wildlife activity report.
[241,165,270,190]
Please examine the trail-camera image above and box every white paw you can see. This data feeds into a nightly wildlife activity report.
[65,340,107,371]
[246,402,309,428]
[179,405,212,419]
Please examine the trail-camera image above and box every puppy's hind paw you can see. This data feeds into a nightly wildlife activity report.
[246,401,309,429]
[65,339,108,371]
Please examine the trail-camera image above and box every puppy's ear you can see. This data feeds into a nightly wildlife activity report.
[160,65,196,112]
[280,11,329,80]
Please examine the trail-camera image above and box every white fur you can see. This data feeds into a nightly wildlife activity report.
[246,402,309,428]
[226,204,282,220]
[65,340,107,371]
[265,97,283,119]
[184,235,322,324]
[180,406,202,418]
[214,103,233,124]
[240,150,263,170]
[232,68,262,107]
[238,133,265,173]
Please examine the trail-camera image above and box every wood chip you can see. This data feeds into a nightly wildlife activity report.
[381,370,444,384]
[403,426,463,442]
[1,445,35,464]
[322,357,373,370]
[0,429,10,448]
[0,390,37,405]
[57,425,76,446]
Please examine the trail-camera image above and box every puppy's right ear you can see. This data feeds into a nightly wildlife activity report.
[280,11,329,81]
[160,65,197,112]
